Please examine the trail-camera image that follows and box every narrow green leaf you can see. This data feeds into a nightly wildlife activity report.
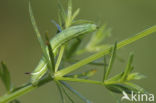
[102,56,107,82]
[61,81,91,103]
[71,8,80,22]
[0,62,12,92]
[104,42,117,80]
[45,32,55,73]
[66,0,72,28]
[67,0,72,18]
[56,81,65,103]
[57,0,67,27]
[55,25,156,77]
[29,2,47,58]
[58,81,75,103]
[55,45,65,72]
[121,53,134,81]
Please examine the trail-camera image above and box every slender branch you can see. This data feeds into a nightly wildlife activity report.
[0,25,156,103]
[55,77,104,85]
[55,25,156,77]
[0,75,53,103]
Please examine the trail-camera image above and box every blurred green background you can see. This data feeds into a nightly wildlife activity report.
[0,0,156,103]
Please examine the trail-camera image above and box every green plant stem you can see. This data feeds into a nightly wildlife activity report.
[55,77,105,85]
[0,84,34,103]
[0,75,53,103]
[55,25,156,77]
[0,25,156,103]
[55,77,123,86]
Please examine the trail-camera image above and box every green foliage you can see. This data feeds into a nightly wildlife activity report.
[0,62,20,103]
[0,0,156,103]
[104,42,117,80]
[0,62,12,92]
[30,1,97,85]
[104,53,146,94]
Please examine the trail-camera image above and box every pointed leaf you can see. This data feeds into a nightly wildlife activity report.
[29,2,47,58]
[55,45,65,72]
[56,81,65,103]
[0,62,12,91]
[57,0,67,27]
[58,81,75,103]
[104,42,117,80]
[61,81,91,103]
[121,53,134,81]
[45,32,55,73]
[29,2,51,85]
[71,8,80,21]
[66,0,72,27]
[103,56,107,82]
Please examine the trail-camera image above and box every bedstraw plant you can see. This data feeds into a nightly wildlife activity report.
[0,0,156,103]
